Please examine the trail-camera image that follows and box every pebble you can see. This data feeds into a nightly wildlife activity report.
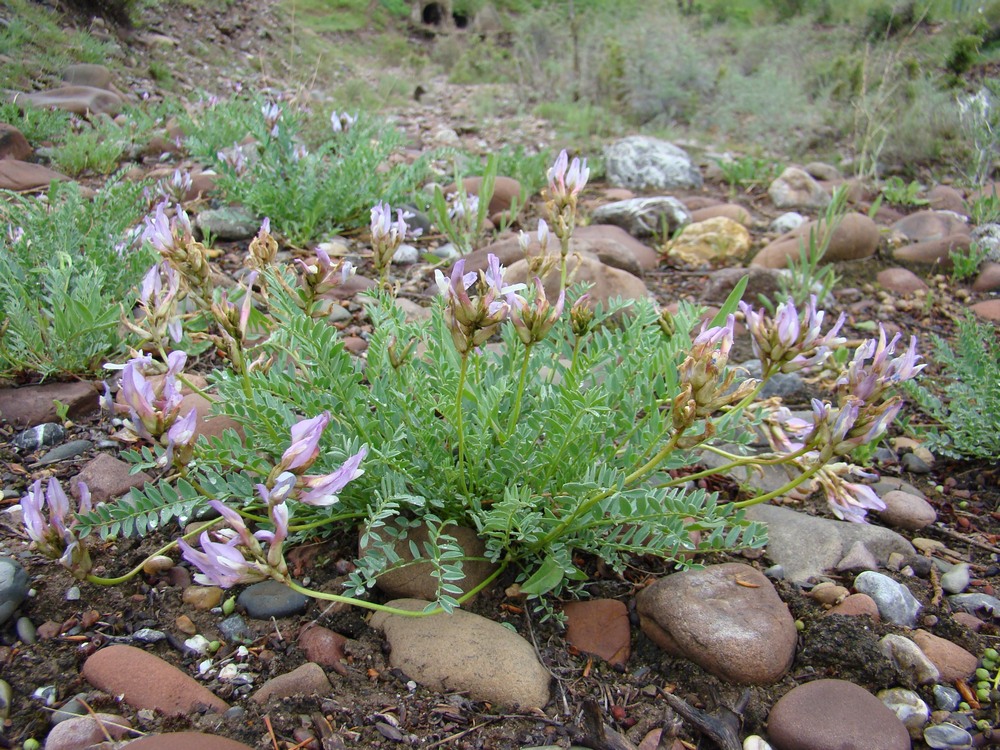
[44,713,133,750]
[392,243,419,264]
[880,634,940,684]
[297,625,348,670]
[182,585,223,610]
[948,593,1000,618]
[901,452,932,473]
[912,630,977,682]
[31,439,92,465]
[16,616,37,644]
[940,563,971,594]
[122,731,255,749]
[250,662,331,704]
[51,695,88,724]
[132,628,167,643]
[769,211,805,234]
[0,556,29,625]
[237,580,309,619]
[854,571,922,627]
[924,723,973,749]
[431,242,461,261]
[217,614,253,643]
[0,679,10,721]
[876,490,937,530]
[12,422,65,451]
[65,586,81,601]
[175,614,197,635]
[878,688,929,739]
[933,685,961,711]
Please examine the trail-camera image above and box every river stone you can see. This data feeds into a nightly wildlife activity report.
[12,422,65,452]
[939,563,971,595]
[448,175,523,217]
[701,267,784,305]
[972,298,1000,321]
[879,634,940,684]
[911,630,977,682]
[972,261,1000,292]
[504,252,650,309]
[0,380,99,428]
[195,206,259,240]
[689,203,752,225]
[878,687,929,739]
[666,216,750,266]
[603,136,703,191]
[237,580,309,619]
[855,571,922,627]
[751,212,880,268]
[0,123,31,161]
[591,197,691,239]
[45,713,134,750]
[0,159,69,191]
[0,557,29,625]
[123,732,255,750]
[251,662,331,704]
[876,267,929,294]
[744,504,914,584]
[63,63,114,88]
[82,644,228,714]
[636,563,796,684]
[893,235,970,267]
[768,167,830,210]
[370,598,551,708]
[767,679,910,750]
[73,453,153,503]
[33,439,92,466]
[927,185,967,214]
[924,723,973,749]
[891,210,970,243]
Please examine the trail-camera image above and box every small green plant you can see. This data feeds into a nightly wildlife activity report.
[947,33,982,77]
[0,101,71,144]
[0,180,154,379]
[880,176,928,206]
[967,191,1000,224]
[957,81,1000,187]
[50,117,130,177]
[714,155,783,194]
[905,314,1000,460]
[430,154,500,255]
[950,240,990,282]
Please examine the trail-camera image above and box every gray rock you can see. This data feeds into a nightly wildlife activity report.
[740,359,804,399]
[590,197,691,239]
[603,136,702,191]
[948,593,1000,618]
[217,614,254,643]
[768,167,830,210]
[972,222,1000,262]
[16,616,36,644]
[196,207,259,241]
[65,585,81,601]
[835,540,880,572]
[392,244,420,265]
[924,723,973,749]
[856,571,922,627]
[12,422,65,451]
[769,211,806,234]
[431,242,461,262]
[940,563,971,595]
[932,685,961,711]
[237,580,309,619]
[0,679,10,721]
[51,694,89,724]
[879,634,939,684]
[0,556,29,625]
[743,504,914,584]
[878,687,929,739]
[901,452,932,473]
[875,489,937,531]
[371,598,551,708]
[32,439,92,466]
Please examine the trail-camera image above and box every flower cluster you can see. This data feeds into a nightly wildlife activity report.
[293,248,355,316]
[156,169,192,204]
[22,478,93,578]
[123,261,183,347]
[435,254,525,354]
[370,202,419,288]
[739,295,846,375]
[141,202,213,303]
[116,351,191,441]
[545,149,590,250]
[509,278,565,346]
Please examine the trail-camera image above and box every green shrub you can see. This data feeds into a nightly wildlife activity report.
[50,117,131,177]
[946,33,982,76]
[0,101,71,144]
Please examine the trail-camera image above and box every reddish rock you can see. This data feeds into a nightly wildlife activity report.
[45,713,134,750]
[971,299,1000,321]
[893,234,970,267]
[83,644,228,714]
[680,196,722,211]
[298,625,348,670]
[876,267,928,294]
[701,267,783,305]
[952,612,985,632]
[72,453,152,503]
[689,203,752,226]
[22,85,123,115]
[604,187,635,201]
[824,593,881,621]
[251,662,331,704]
[447,175,523,216]
[563,599,631,667]
[892,210,970,242]
[124,732,254,750]
[0,123,31,161]
[0,380,98,428]
[506,253,649,309]
[973,262,1000,292]
[927,185,967,214]
[0,159,68,191]
[767,679,909,750]
[186,171,218,201]
[176,392,245,444]
[342,335,368,355]
[912,629,977,682]
[752,213,880,268]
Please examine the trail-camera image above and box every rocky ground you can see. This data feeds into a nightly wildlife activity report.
[2,3,1000,750]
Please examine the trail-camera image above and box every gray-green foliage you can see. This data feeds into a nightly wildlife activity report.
[905,314,1000,460]
[50,116,134,177]
[0,101,70,144]
[0,180,153,378]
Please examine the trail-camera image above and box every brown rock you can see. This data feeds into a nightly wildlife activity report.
[448,175,523,216]
[689,203,752,226]
[767,679,909,750]
[973,262,1000,292]
[701,267,783,305]
[563,599,631,667]
[603,187,635,201]
[298,625,348,670]
[82,644,228,714]
[972,299,1000,321]
[72,453,153,503]
[0,123,31,161]
[251,662,331,704]
[875,490,936,531]
[927,185,967,214]
[892,210,970,243]
[176,392,245,444]
[876,267,928,294]
[752,212,880,268]
[0,159,68,191]
[0,380,98,428]
[636,563,796,684]
[124,732,254,750]
[680,196,722,211]
[912,630,977,682]
[45,713,134,750]
[175,615,197,635]
[182,585,223,610]
[22,85,123,116]
[63,63,114,89]
[952,612,985,632]
[893,234,969,267]
[805,161,841,181]
[186,171,218,201]
[667,216,751,266]
[507,252,649,309]
[824,593,881,621]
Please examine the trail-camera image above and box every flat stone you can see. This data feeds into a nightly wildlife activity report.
[45,713,133,750]
[603,136,702,191]
[752,212,880,268]
[636,563,796,684]
[33,439,92,465]
[62,63,114,89]
[82,644,228,714]
[251,662,331,704]
[768,167,830,210]
[744,504,914,584]
[504,252,650,310]
[449,175,522,217]
[0,557,29,626]
[370,598,551,708]
[874,490,936,531]
[195,206,259,241]
[73,453,153,503]
[237,580,309,619]
[877,267,929,294]
[0,159,69,191]
[893,235,970,267]
[0,380,98,427]
[12,422,64,452]
[123,732,255,750]
[22,85,123,115]
[971,298,1000,321]
[972,262,1000,292]
[880,634,940,684]
[767,679,910,750]
[0,123,31,161]
[892,210,969,243]
[176,392,245,444]
[562,599,631,667]
[927,185,966,214]
[924,723,974,749]
[667,216,751,266]
[689,203,752,225]
[911,630,977,682]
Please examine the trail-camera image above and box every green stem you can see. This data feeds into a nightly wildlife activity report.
[455,352,470,496]
[504,344,533,440]
[660,444,813,488]
[731,461,824,509]
[85,518,220,586]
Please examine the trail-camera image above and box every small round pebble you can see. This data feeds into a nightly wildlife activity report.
[924,723,973,749]
[878,687,929,739]
[65,586,81,601]
[933,685,961,712]
[940,563,971,595]
[13,422,65,451]
[16,616,36,644]
[237,579,309,619]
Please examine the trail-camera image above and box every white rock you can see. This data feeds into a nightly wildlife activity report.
[880,634,939,685]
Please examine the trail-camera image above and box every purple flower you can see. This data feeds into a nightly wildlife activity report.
[254,501,290,570]
[278,412,331,473]
[22,480,47,545]
[331,111,358,132]
[141,202,175,254]
[821,472,886,523]
[261,101,282,130]
[162,407,198,468]
[300,446,368,506]
[207,499,256,547]
[836,326,924,403]
[21,478,92,575]
[179,533,266,588]
[509,278,565,345]
[256,471,298,507]
[547,149,590,201]
[739,296,846,375]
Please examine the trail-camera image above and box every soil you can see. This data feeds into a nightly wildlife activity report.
[2,2,1000,749]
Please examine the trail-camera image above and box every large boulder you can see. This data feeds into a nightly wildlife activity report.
[604,136,702,191]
